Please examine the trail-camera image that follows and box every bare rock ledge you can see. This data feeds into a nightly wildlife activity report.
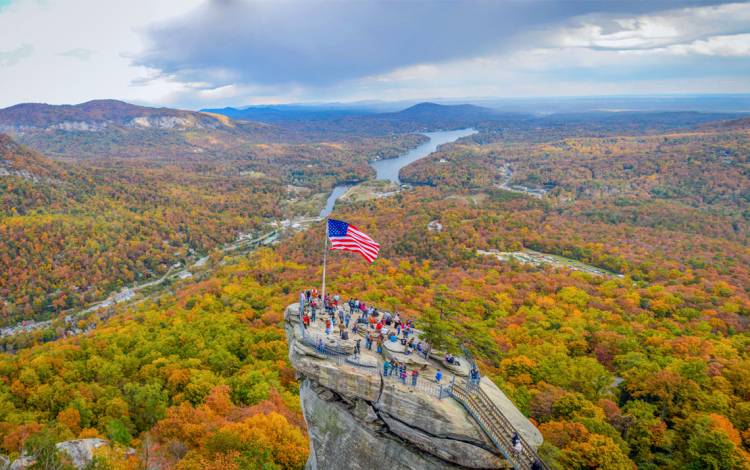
[284,303,542,470]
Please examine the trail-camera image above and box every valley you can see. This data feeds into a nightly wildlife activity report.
[0,99,748,470]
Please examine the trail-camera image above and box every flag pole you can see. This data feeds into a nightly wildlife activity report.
[321,219,328,305]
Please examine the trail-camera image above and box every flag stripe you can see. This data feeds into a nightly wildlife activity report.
[327,218,380,263]
[330,240,378,255]
[345,226,378,242]
[330,244,376,260]
[345,230,380,247]
[331,238,379,252]
[330,240,379,257]
[331,245,376,262]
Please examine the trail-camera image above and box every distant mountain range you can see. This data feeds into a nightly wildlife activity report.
[0,99,230,131]
[201,104,373,122]
[1,98,746,160]
[203,101,500,124]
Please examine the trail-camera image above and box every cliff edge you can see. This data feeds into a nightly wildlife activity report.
[284,303,544,470]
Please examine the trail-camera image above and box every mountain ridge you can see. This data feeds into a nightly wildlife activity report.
[0,99,234,131]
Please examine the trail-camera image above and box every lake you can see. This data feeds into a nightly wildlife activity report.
[320,128,476,218]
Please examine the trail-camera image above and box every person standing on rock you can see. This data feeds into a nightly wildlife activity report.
[411,369,419,386]
[435,369,443,383]
[354,338,361,357]
[384,359,391,377]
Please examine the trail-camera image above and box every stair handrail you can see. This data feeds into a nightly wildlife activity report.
[450,380,549,470]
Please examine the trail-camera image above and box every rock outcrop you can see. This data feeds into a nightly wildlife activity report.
[56,438,110,468]
[285,303,542,470]
[7,438,121,470]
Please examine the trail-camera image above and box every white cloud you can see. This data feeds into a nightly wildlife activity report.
[551,2,750,52]
[660,33,750,57]
[0,0,202,108]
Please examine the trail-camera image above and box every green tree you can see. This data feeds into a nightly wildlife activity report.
[679,414,744,470]
[419,308,456,352]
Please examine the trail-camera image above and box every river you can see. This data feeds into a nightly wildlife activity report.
[320,128,477,218]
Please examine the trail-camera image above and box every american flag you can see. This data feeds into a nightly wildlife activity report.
[327,219,380,263]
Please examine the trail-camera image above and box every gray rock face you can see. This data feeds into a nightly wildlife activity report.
[302,380,466,470]
[9,455,34,470]
[9,438,114,470]
[285,304,527,469]
[56,438,110,468]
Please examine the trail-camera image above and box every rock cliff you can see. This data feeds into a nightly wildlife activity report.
[284,303,543,470]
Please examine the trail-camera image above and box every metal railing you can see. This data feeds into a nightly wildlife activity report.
[381,367,450,399]
[299,327,378,373]
[449,381,549,470]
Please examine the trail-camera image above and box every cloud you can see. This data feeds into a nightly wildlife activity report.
[551,2,750,52]
[0,0,202,108]
[0,43,33,66]
[0,0,746,108]
[657,33,750,57]
[134,0,729,90]
[58,48,95,61]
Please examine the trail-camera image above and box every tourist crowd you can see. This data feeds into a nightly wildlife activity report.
[298,289,448,386]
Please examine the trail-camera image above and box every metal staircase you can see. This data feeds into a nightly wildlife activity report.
[449,379,549,470]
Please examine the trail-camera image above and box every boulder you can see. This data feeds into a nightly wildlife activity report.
[10,456,35,470]
[383,339,405,353]
[346,354,378,368]
[384,349,430,369]
[290,346,382,402]
[56,438,109,468]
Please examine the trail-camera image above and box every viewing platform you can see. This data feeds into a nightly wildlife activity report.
[284,302,546,470]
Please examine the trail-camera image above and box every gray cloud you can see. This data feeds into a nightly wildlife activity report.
[135,0,731,89]
[0,43,33,67]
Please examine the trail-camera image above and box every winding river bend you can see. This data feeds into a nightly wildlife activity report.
[320,128,477,218]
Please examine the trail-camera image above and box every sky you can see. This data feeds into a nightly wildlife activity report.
[0,0,749,109]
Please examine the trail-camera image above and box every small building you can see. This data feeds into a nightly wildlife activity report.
[427,220,443,232]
